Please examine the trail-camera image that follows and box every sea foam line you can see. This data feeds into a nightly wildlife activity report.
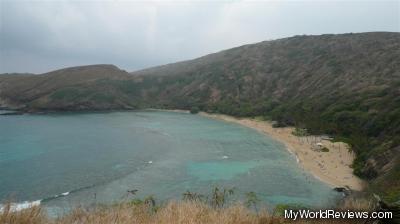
[0,200,41,213]
[286,147,300,163]
[0,191,71,213]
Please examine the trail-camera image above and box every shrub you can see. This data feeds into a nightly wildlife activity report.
[190,106,200,114]
[292,127,309,136]
[321,147,330,152]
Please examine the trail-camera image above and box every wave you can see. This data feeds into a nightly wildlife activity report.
[0,200,41,213]
[42,191,71,202]
[286,147,300,163]
[0,191,70,213]
[42,184,96,203]
[1,185,96,213]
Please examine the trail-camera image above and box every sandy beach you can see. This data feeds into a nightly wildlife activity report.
[200,112,365,191]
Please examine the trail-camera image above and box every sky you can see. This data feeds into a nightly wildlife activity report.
[0,0,399,74]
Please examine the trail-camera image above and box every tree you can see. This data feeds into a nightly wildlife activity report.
[190,106,200,114]
[245,192,260,213]
[210,187,235,208]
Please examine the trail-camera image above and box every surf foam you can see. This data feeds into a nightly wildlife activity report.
[0,200,41,213]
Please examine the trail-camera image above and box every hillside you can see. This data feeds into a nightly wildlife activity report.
[1,197,376,224]
[0,64,137,110]
[0,32,399,202]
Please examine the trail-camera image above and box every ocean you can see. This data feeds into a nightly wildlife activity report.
[0,110,339,215]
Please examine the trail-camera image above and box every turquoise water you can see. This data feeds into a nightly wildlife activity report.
[0,111,339,214]
[187,161,261,181]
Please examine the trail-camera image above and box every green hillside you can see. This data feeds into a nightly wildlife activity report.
[1,32,399,202]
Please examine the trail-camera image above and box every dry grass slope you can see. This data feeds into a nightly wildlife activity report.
[0,199,378,224]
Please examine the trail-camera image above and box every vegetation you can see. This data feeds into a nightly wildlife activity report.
[320,147,330,152]
[292,128,309,137]
[0,193,380,224]
[273,203,309,216]
[0,32,399,201]
[190,106,200,114]
[181,187,235,209]
[244,191,261,213]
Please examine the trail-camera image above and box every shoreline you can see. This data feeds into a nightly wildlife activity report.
[199,112,365,191]
[2,108,365,191]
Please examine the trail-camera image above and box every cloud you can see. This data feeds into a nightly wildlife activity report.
[0,0,399,73]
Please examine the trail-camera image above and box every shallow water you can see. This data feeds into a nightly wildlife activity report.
[0,111,339,214]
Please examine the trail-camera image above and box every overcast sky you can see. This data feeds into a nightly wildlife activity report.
[0,0,399,73]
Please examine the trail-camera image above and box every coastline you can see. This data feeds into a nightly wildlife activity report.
[146,108,190,113]
[2,108,365,191]
[199,112,365,191]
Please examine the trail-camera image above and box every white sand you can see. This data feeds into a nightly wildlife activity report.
[200,112,365,191]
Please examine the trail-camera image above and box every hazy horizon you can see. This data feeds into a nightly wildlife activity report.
[1,0,399,74]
